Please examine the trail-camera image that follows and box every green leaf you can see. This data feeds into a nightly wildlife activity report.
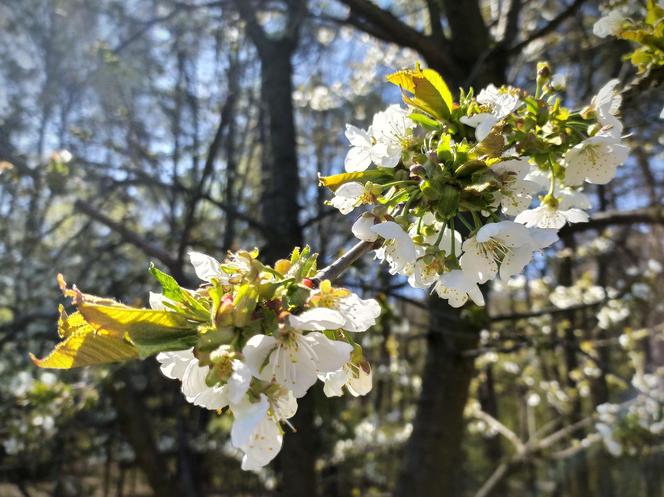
[149,263,209,318]
[409,112,442,130]
[149,263,184,302]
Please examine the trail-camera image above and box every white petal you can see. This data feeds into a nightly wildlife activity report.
[321,369,347,397]
[370,220,408,240]
[337,293,381,332]
[352,213,379,242]
[345,124,371,147]
[345,146,372,172]
[288,307,346,331]
[239,416,283,471]
[156,349,195,380]
[242,334,278,380]
[227,360,252,405]
[272,390,298,420]
[304,333,353,374]
[181,359,210,400]
[528,228,559,249]
[499,246,534,280]
[191,385,228,410]
[231,394,270,449]
[347,365,373,397]
[188,251,223,282]
[477,221,531,247]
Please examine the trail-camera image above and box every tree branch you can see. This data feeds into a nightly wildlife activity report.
[74,199,179,271]
[559,205,664,236]
[314,240,377,283]
[509,0,587,54]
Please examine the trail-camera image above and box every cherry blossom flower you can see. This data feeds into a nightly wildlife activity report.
[343,105,412,171]
[590,79,623,139]
[433,269,485,308]
[460,221,540,283]
[331,293,382,333]
[320,362,373,397]
[461,85,521,141]
[330,182,370,214]
[593,10,626,38]
[515,203,589,229]
[370,221,419,275]
[242,308,353,397]
[156,349,252,410]
[491,158,540,215]
[371,104,414,161]
[230,390,297,471]
[563,135,629,185]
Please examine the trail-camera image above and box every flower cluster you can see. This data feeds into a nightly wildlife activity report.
[323,64,628,307]
[593,1,664,75]
[32,247,380,471]
[596,371,664,457]
[154,249,380,469]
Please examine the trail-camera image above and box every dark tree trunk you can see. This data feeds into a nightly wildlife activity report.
[394,299,484,497]
[105,372,179,497]
[231,2,315,496]
[258,43,303,263]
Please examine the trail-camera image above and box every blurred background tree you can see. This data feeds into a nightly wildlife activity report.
[0,1,662,496]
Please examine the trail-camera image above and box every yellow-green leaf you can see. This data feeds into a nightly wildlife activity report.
[78,303,194,335]
[31,312,138,369]
[386,65,454,120]
[319,169,389,191]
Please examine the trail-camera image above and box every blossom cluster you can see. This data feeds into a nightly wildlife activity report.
[596,371,664,457]
[593,1,664,77]
[150,248,381,470]
[324,64,628,307]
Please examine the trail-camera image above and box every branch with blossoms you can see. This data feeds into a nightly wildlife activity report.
[323,62,628,308]
[33,55,637,472]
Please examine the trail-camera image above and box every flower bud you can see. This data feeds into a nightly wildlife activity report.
[274,259,291,274]
[537,61,551,86]
[436,184,460,218]
[409,163,427,178]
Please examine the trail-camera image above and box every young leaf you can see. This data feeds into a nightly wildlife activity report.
[76,303,200,358]
[387,65,454,120]
[31,311,138,369]
[319,169,390,191]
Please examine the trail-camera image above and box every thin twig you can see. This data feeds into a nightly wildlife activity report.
[314,241,376,283]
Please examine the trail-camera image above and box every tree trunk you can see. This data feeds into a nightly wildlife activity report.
[394,299,484,497]
[105,372,179,497]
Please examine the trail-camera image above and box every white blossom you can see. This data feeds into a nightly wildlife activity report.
[593,11,625,38]
[460,221,557,283]
[515,204,588,229]
[433,269,485,308]
[351,213,379,242]
[371,221,419,275]
[461,85,520,141]
[491,158,540,215]
[242,308,352,397]
[343,105,412,171]
[189,251,224,282]
[329,182,368,214]
[591,79,623,139]
[563,135,629,186]
[320,362,373,397]
[156,349,252,410]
